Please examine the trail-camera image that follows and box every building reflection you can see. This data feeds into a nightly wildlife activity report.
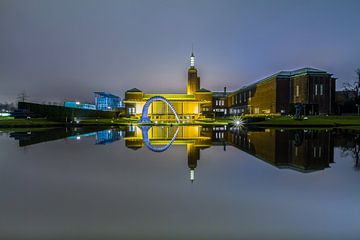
[124,126,211,182]
[124,125,336,181]
[8,125,354,180]
[96,129,124,145]
[227,128,334,172]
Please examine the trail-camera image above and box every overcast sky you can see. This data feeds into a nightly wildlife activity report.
[0,0,359,103]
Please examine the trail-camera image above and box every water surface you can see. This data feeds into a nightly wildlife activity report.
[0,126,359,239]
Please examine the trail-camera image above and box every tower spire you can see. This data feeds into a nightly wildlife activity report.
[190,45,195,67]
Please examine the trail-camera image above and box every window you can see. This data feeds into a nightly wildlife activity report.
[216,100,219,106]
[128,107,135,114]
[315,84,318,96]
[320,84,324,96]
[239,93,242,103]
[249,90,252,101]
[296,85,299,97]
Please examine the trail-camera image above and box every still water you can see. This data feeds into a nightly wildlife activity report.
[0,126,359,239]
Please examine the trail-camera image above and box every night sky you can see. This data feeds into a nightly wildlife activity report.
[0,0,359,103]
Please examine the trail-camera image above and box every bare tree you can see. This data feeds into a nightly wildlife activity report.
[341,68,360,114]
[17,90,29,102]
[356,68,360,94]
[355,69,360,115]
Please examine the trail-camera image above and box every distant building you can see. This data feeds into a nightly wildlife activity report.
[64,101,96,110]
[227,68,336,115]
[212,87,229,117]
[94,92,123,111]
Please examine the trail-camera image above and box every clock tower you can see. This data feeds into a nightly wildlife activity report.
[187,50,200,95]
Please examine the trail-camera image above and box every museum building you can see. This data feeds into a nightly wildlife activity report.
[124,52,336,119]
[124,52,213,121]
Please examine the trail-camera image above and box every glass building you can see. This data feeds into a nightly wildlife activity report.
[94,92,123,111]
[64,101,96,110]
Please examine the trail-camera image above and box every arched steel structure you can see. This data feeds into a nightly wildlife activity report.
[139,126,180,152]
[138,96,180,123]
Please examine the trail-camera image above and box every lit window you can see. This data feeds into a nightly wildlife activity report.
[320,84,324,96]
[249,90,252,101]
[296,85,299,97]
[315,84,318,96]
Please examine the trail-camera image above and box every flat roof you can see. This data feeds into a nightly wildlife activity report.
[229,67,332,95]
[143,93,196,100]
[94,92,120,98]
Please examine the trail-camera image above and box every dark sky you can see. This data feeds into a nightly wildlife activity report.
[0,0,359,103]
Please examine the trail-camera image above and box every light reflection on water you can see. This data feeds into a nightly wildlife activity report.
[0,126,359,239]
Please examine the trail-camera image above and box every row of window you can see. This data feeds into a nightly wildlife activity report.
[295,84,325,97]
[230,90,252,106]
[215,99,225,106]
[215,132,225,139]
[294,146,322,158]
[229,108,245,114]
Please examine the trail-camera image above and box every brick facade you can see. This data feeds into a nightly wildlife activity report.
[225,68,336,115]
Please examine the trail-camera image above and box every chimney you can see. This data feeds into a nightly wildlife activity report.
[224,87,227,95]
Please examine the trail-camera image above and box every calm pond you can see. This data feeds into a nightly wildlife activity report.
[0,126,359,239]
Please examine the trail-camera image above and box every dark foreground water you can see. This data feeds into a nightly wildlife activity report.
[0,126,359,239]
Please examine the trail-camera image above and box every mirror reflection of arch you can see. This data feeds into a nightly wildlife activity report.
[139,126,180,152]
[138,96,180,123]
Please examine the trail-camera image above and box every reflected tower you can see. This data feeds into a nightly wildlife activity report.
[187,143,200,183]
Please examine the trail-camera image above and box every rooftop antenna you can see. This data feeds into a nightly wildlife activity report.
[190,44,195,67]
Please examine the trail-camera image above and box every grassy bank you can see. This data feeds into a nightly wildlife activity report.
[0,117,64,128]
[248,115,360,127]
[0,117,228,128]
[2,115,360,128]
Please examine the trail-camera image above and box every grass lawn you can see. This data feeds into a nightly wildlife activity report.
[2,115,359,128]
[250,115,360,126]
[0,118,63,127]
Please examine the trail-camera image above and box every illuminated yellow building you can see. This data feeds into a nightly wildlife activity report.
[124,51,213,121]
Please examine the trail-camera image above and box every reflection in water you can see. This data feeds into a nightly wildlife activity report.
[7,125,360,180]
[3,126,360,239]
[227,128,334,172]
[95,129,124,145]
[139,126,180,152]
[338,130,360,171]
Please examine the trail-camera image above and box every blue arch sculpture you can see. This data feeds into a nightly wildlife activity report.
[139,126,180,152]
[138,96,180,124]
